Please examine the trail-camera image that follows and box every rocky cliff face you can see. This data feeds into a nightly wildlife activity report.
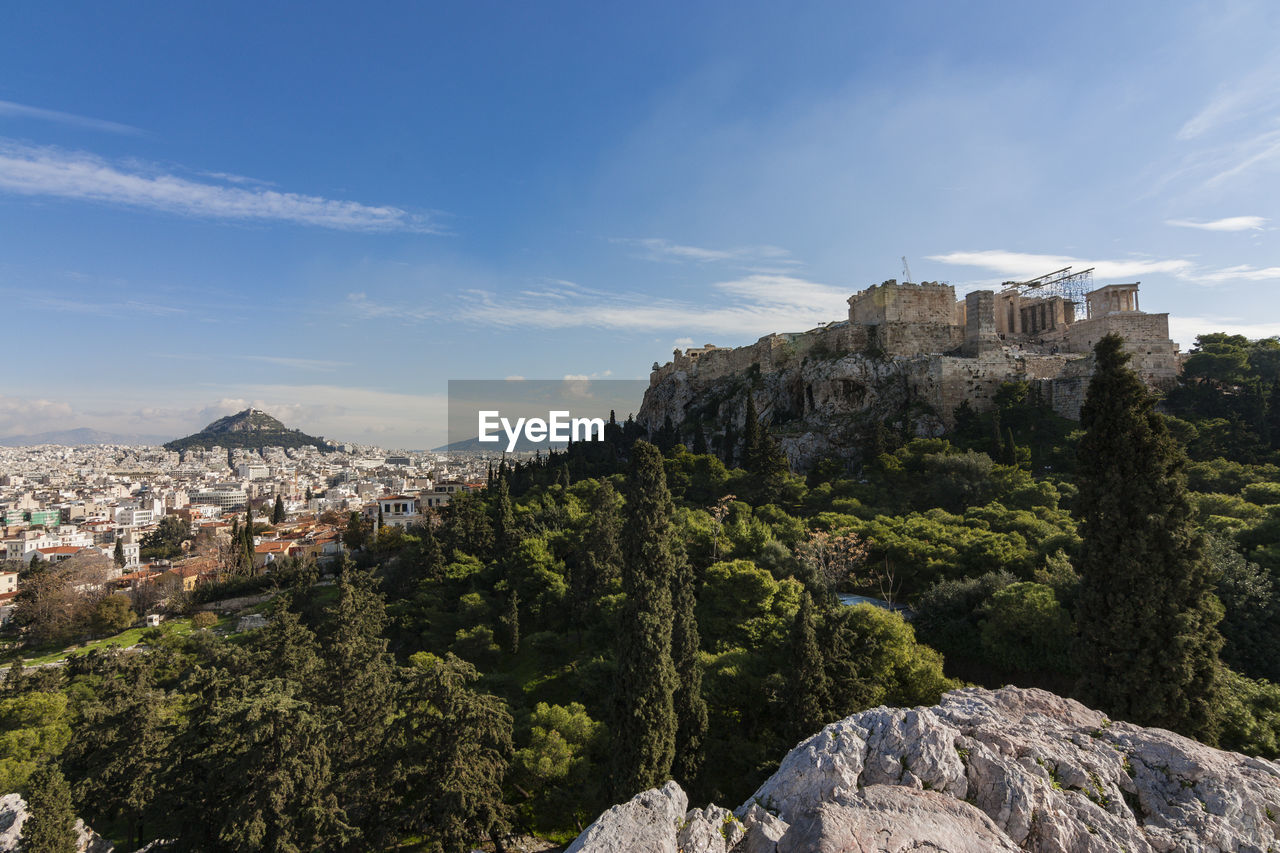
[638,346,1092,471]
[567,686,1280,853]
[640,352,948,471]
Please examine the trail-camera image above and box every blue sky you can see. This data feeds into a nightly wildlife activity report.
[3,1,1280,448]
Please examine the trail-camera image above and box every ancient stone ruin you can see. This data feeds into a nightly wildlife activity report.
[640,272,1182,468]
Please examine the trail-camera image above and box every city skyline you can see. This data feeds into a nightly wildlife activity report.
[4,1,1280,447]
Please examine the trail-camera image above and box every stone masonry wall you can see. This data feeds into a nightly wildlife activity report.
[848,281,957,326]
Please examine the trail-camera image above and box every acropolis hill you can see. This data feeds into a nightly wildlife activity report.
[638,271,1181,468]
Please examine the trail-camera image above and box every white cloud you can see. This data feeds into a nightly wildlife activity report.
[1192,265,1280,284]
[1165,216,1268,232]
[927,250,1195,282]
[0,99,141,135]
[455,273,850,338]
[1168,316,1280,349]
[0,139,437,232]
[612,237,797,265]
[0,395,75,437]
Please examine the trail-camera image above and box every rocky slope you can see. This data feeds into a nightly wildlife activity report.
[642,352,938,469]
[567,686,1280,853]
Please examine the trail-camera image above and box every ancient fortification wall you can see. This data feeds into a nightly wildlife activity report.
[643,278,1182,466]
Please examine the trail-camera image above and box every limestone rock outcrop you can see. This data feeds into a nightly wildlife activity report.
[566,686,1280,853]
[0,793,113,853]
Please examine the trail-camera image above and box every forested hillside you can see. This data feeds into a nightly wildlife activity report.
[5,332,1280,851]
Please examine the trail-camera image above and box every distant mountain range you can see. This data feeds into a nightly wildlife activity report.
[163,408,332,453]
[0,427,174,447]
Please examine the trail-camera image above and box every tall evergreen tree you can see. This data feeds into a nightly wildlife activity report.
[610,441,679,798]
[786,591,830,742]
[691,420,708,455]
[490,476,515,555]
[502,590,520,655]
[1074,334,1223,740]
[570,480,622,630]
[670,552,707,788]
[20,763,77,853]
[113,537,126,568]
[1001,426,1019,467]
[319,568,398,838]
[272,495,286,525]
[391,654,513,850]
[741,395,761,468]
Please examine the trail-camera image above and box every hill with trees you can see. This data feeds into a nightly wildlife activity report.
[6,332,1280,851]
[163,408,332,453]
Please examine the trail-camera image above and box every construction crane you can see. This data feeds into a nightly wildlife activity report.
[901,256,913,284]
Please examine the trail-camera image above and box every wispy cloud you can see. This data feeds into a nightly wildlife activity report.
[345,291,435,321]
[927,250,1195,281]
[243,356,351,371]
[0,139,438,232]
[455,274,850,338]
[1166,215,1268,232]
[929,247,1280,288]
[1177,57,1280,140]
[0,99,142,135]
[25,295,188,318]
[612,237,797,265]
[1191,265,1280,284]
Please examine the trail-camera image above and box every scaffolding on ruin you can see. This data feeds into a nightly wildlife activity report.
[1005,266,1095,316]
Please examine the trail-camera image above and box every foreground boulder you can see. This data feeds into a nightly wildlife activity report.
[567,686,1280,852]
[0,793,113,853]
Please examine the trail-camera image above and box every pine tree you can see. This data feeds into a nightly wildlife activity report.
[272,495,285,525]
[319,568,398,837]
[786,591,830,742]
[20,763,77,853]
[1074,334,1224,740]
[611,441,679,798]
[670,552,707,788]
[113,537,126,568]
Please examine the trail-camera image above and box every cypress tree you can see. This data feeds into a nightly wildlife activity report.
[113,537,126,568]
[502,590,520,655]
[305,485,313,502]
[273,495,286,525]
[691,421,708,455]
[786,591,830,742]
[611,441,678,798]
[1074,334,1223,740]
[1002,426,1019,467]
[670,553,707,788]
[491,476,515,554]
[20,763,78,853]
[742,395,761,469]
[570,480,622,632]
